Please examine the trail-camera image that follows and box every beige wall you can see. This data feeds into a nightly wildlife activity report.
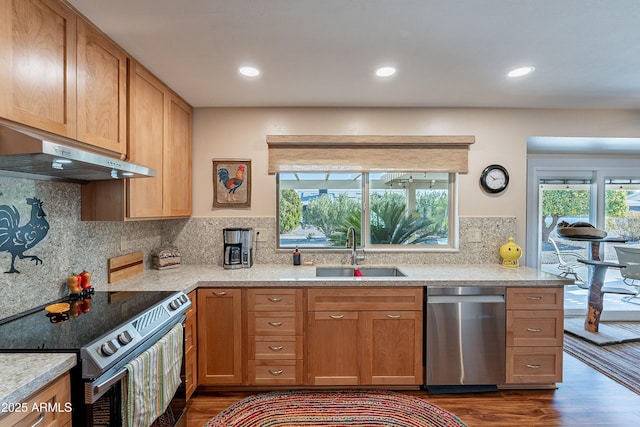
[193,107,640,242]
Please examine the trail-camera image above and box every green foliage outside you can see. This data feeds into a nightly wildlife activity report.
[541,188,628,242]
[303,193,360,239]
[416,190,449,237]
[605,190,640,241]
[369,196,435,244]
[279,189,303,233]
[318,192,441,246]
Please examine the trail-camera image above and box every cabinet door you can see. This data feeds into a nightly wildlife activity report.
[127,60,165,217]
[0,0,77,137]
[363,310,423,385]
[76,18,127,154]
[306,311,360,385]
[197,288,243,385]
[165,94,192,216]
[185,290,197,400]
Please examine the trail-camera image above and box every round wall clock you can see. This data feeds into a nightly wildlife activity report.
[480,164,509,194]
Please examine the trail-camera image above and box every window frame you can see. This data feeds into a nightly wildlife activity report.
[276,171,459,252]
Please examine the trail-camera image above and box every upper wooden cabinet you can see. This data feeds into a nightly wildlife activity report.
[127,60,168,217]
[0,0,127,155]
[128,60,192,218]
[76,17,127,154]
[165,93,193,217]
[81,60,192,220]
[0,0,77,138]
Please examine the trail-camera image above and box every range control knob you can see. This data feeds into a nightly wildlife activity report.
[169,299,181,310]
[179,294,188,304]
[100,340,118,356]
[117,331,133,345]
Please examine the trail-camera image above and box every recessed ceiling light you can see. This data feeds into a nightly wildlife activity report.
[507,66,535,78]
[375,66,396,77]
[239,66,260,77]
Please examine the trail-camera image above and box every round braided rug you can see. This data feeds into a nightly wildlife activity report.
[205,390,468,426]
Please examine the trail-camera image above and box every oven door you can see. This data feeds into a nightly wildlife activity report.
[81,320,187,427]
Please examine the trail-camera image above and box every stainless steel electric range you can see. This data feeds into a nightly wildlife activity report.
[0,290,191,426]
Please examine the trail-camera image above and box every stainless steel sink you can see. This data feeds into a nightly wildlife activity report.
[315,266,407,277]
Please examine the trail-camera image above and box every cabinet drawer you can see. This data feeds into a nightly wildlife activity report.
[248,360,303,385]
[507,287,563,310]
[507,310,563,347]
[247,288,302,311]
[250,336,303,360]
[0,372,71,427]
[308,288,423,311]
[506,347,563,384]
[248,312,302,336]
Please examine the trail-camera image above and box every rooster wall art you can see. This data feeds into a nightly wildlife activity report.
[0,197,50,273]
[213,160,252,208]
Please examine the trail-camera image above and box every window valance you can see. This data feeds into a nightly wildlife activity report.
[267,135,475,174]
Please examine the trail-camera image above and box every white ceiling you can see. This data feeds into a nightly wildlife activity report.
[68,0,640,109]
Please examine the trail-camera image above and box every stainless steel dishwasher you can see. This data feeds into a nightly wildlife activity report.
[425,286,505,390]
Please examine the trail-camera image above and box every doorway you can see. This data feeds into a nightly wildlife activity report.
[526,151,640,320]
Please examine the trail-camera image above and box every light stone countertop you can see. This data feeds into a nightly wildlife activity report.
[106,263,572,293]
[0,353,76,409]
[2,263,569,412]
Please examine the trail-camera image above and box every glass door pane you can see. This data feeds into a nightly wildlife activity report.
[605,179,640,246]
[539,180,591,277]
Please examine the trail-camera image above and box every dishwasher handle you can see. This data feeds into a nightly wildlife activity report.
[427,295,505,304]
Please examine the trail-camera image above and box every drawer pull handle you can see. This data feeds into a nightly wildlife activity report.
[214,291,227,296]
[527,328,542,332]
[526,364,541,369]
[527,296,542,300]
[268,321,283,327]
[330,314,344,319]
[31,412,46,427]
[268,297,283,302]
[269,369,284,376]
[387,314,401,319]
[269,345,284,351]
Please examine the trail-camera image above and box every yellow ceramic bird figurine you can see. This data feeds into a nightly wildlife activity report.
[500,237,522,268]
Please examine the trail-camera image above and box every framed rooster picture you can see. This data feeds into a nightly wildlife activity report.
[213,159,252,208]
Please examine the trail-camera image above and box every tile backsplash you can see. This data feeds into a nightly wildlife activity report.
[0,176,517,319]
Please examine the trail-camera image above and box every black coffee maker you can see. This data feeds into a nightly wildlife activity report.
[223,228,253,269]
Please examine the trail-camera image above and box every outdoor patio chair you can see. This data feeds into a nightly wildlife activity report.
[548,238,587,286]
[614,245,640,304]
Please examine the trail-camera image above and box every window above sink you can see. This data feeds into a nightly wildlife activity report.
[277,171,457,251]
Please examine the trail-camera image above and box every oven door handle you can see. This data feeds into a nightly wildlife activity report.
[87,367,127,404]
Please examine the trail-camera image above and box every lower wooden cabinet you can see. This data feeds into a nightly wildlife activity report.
[197,288,243,385]
[505,287,564,384]
[306,310,360,385]
[0,372,71,427]
[247,288,303,385]
[184,290,197,400]
[306,288,423,386]
[194,285,560,389]
[197,287,422,388]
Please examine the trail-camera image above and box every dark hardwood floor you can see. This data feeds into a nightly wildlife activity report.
[186,352,640,426]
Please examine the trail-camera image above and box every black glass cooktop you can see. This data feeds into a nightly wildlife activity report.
[0,291,178,352]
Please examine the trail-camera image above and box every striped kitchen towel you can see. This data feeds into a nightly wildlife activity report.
[122,323,184,427]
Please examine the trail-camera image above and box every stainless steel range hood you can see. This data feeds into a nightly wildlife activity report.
[0,124,155,183]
